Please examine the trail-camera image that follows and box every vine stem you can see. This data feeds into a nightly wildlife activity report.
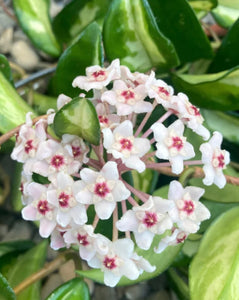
[112,206,118,241]
[123,180,149,202]
[0,115,48,146]
[13,253,67,295]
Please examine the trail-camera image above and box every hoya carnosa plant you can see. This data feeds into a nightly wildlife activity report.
[10,59,230,287]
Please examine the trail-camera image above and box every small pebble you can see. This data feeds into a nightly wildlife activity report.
[0,27,13,54]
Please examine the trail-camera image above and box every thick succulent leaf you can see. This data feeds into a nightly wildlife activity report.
[167,268,190,300]
[190,207,239,299]
[0,273,16,300]
[46,278,90,300]
[103,0,179,72]
[148,0,213,63]
[171,67,239,110]
[53,0,111,45]
[0,240,34,258]
[212,1,239,28]
[0,55,13,85]
[12,0,61,57]
[7,241,47,300]
[189,178,239,203]
[188,0,218,11]
[208,19,239,72]
[77,236,181,285]
[49,22,103,97]
[0,73,35,134]
[53,97,100,145]
[202,109,239,145]
[33,92,57,114]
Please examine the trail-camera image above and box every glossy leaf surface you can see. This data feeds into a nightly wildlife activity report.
[188,0,217,11]
[103,0,179,72]
[50,22,103,97]
[202,110,239,145]
[208,19,239,72]
[0,273,16,300]
[148,0,213,63]
[0,55,13,85]
[46,278,90,300]
[172,67,239,110]
[53,0,111,45]
[77,236,181,285]
[212,1,239,28]
[13,0,61,57]
[190,207,239,299]
[54,97,100,145]
[0,73,35,134]
[7,241,47,300]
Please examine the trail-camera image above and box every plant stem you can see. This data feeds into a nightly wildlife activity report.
[13,253,67,295]
[112,207,118,241]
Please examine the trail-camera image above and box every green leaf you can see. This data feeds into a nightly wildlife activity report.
[148,0,213,63]
[77,236,181,285]
[171,67,239,110]
[188,0,218,11]
[0,73,35,134]
[0,273,16,300]
[212,1,239,28]
[49,22,103,97]
[189,178,239,203]
[0,240,34,258]
[202,109,239,145]
[131,168,158,196]
[0,55,13,85]
[32,92,57,114]
[53,0,111,45]
[46,277,90,300]
[199,199,238,233]
[190,207,239,299]
[7,241,47,300]
[53,97,100,145]
[208,19,239,72]
[103,0,179,72]
[12,0,61,57]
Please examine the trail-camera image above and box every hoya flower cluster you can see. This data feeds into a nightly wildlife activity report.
[11,59,230,287]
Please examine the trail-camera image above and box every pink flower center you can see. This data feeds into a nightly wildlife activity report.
[24,140,34,154]
[58,192,70,208]
[94,182,110,197]
[177,232,187,243]
[51,155,65,169]
[182,200,194,215]
[212,153,225,169]
[92,70,106,81]
[72,146,81,158]
[37,200,50,215]
[121,90,135,102]
[20,182,24,194]
[143,211,158,227]
[103,256,117,270]
[99,115,109,125]
[77,234,89,246]
[120,138,133,151]
[158,86,170,97]
[189,105,201,116]
[171,136,184,150]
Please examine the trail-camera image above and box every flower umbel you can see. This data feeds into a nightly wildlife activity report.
[11,59,230,287]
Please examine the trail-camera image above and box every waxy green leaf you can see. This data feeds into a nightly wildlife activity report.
[77,236,181,285]
[148,0,213,63]
[49,22,103,97]
[103,0,179,72]
[54,97,100,145]
[171,67,239,110]
[190,207,239,299]
[7,241,47,300]
[46,278,90,300]
[0,55,13,85]
[188,0,218,11]
[53,0,111,45]
[208,19,239,72]
[212,1,239,28]
[0,240,34,258]
[13,0,61,57]
[202,110,239,145]
[0,73,35,134]
[167,268,190,300]
[0,273,16,300]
